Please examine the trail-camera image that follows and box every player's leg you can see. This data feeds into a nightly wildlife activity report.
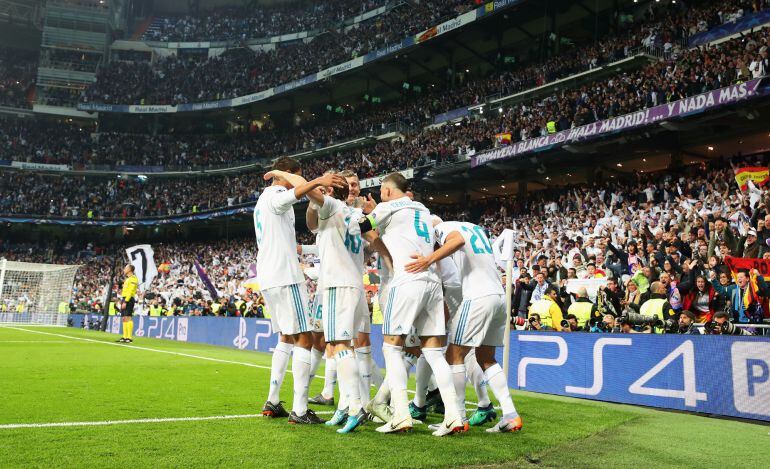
[311,343,336,406]
[325,287,366,434]
[308,298,326,389]
[261,287,293,417]
[476,346,521,433]
[476,295,522,433]
[415,282,465,437]
[119,299,135,343]
[407,333,432,420]
[375,283,421,433]
[465,347,495,426]
[353,290,373,407]
[267,283,320,424]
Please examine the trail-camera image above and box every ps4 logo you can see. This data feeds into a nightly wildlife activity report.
[731,342,770,417]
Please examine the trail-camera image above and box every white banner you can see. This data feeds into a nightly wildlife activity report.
[360,168,414,189]
[125,245,158,292]
[11,161,70,171]
[566,278,608,302]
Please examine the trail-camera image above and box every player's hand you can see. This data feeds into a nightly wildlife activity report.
[405,253,432,273]
[263,170,279,181]
[316,173,348,189]
[363,193,377,214]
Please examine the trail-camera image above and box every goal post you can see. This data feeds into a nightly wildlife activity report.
[0,259,81,326]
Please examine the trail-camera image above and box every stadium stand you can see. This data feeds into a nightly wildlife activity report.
[0,47,37,109]
[3,151,770,328]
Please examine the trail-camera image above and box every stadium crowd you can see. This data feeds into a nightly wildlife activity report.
[82,0,768,106]
[3,150,770,334]
[85,0,474,105]
[141,0,388,42]
[3,18,770,219]
[1,0,766,172]
[0,48,37,109]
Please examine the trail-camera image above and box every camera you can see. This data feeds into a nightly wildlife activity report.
[620,312,662,329]
[704,320,753,336]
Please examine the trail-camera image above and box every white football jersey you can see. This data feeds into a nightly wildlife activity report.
[254,185,304,290]
[435,221,503,299]
[369,196,440,287]
[317,196,365,289]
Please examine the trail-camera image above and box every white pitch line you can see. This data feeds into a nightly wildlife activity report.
[0,411,335,430]
[1,326,273,371]
[1,326,485,406]
[0,340,75,344]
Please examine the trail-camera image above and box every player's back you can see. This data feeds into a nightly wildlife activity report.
[254,185,303,290]
[371,197,439,287]
[436,221,503,299]
[317,196,364,288]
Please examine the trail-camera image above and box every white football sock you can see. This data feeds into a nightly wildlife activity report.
[374,351,417,404]
[413,354,432,407]
[355,346,372,406]
[267,341,293,404]
[370,355,384,387]
[309,347,323,382]
[403,351,419,374]
[484,363,518,418]
[465,349,491,407]
[322,356,337,399]
[336,349,362,415]
[422,347,461,422]
[450,364,467,418]
[291,346,311,415]
[383,343,409,419]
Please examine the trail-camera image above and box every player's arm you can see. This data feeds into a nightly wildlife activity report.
[404,230,465,273]
[363,231,393,272]
[358,197,392,234]
[264,170,345,206]
[306,204,319,232]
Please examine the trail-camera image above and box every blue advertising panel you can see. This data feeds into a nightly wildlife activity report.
[69,314,770,422]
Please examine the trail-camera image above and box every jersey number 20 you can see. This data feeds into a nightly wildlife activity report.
[462,226,493,254]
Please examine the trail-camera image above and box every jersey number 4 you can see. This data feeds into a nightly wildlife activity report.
[255,209,263,244]
[414,210,431,243]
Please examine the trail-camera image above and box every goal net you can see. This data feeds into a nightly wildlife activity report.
[0,259,80,326]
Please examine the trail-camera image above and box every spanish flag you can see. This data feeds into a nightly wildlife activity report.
[496,132,512,145]
[734,166,769,191]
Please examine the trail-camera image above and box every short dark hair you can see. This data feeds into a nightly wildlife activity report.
[681,310,696,321]
[565,314,577,321]
[272,156,301,174]
[381,172,409,192]
[545,285,559,296]
[714,311,730,320]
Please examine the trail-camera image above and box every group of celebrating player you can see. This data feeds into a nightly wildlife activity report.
[254,156,522,436]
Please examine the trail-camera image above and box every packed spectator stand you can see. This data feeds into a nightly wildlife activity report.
[4,151,770,334]
[82,0,768,106]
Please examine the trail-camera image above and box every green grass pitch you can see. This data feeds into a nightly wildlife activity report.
[0,325,768,468]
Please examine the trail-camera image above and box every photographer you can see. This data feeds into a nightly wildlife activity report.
[704,311,754,336]
[639,281,678,327]
[591,313,620,333]
[528,286,564,331]
[560,314,581,332]
[526,313,542,331]
[567,287,597,329]
[677,310,701,335]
